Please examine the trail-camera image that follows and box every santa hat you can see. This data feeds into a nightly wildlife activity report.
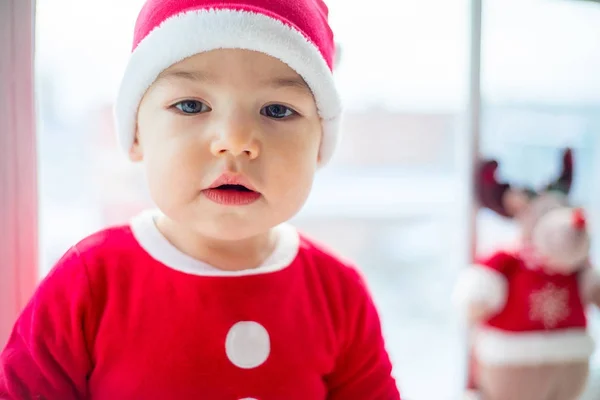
[114,0,343,165]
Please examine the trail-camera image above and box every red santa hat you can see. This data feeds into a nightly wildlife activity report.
[114,0,342,165]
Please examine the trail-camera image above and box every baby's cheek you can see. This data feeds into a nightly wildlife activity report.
[270,160,315,215]
[145,152,195,207]
[145,160,176,208]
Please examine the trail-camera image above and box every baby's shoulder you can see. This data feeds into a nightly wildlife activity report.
[47,222,148,288]
[33,223,140,308]
[296,232,369,294]
[48,222,152,296]
[71,223,141,263]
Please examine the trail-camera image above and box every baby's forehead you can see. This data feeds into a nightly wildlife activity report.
[156,49,312,93]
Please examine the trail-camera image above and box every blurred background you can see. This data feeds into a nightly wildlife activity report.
[3,0,600,398]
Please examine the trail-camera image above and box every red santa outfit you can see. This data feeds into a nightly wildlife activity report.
[0,211,399,399]
[461,250,595,366]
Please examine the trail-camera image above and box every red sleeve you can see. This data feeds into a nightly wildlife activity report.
[324,267,401,400]
[0,247,95,400]
[476,251,518,277]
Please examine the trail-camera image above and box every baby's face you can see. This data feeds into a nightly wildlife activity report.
[132,49,322,240]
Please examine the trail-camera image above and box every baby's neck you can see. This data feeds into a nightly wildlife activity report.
[155,216,278,272]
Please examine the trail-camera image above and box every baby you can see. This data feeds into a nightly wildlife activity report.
[0,0,401,399]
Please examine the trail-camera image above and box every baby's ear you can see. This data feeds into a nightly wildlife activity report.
[333,42,342,70]
[315,118,325,166]
[128,130,144,162]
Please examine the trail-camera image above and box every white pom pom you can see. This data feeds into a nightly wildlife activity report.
[453,264,508,319]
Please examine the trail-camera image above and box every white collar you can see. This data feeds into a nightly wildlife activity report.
[129,209,300,277]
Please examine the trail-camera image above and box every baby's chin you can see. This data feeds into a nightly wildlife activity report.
[189,214,284,242]
[158,196,304,242]
[203,225,273,242]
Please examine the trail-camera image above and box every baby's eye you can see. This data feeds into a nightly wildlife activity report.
[174,100,210,114]
[261,104,296,119]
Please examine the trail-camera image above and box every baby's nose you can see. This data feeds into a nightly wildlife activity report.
[572,208,586,231]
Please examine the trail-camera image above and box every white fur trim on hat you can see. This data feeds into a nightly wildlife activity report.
[115,8,342,165]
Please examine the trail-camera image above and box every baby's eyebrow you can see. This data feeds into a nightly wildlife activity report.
[267,76,310,92]
[156,69,215,84]
[156,69,311,95]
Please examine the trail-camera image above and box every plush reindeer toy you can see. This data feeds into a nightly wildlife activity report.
[455,148,600,400]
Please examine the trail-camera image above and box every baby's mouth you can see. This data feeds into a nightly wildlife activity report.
[214,184,255,192]
[202,183,261,206]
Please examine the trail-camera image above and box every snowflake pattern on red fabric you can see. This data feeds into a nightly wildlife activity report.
[529,283,571,328]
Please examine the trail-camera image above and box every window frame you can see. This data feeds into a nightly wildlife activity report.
[0,0,38,347]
